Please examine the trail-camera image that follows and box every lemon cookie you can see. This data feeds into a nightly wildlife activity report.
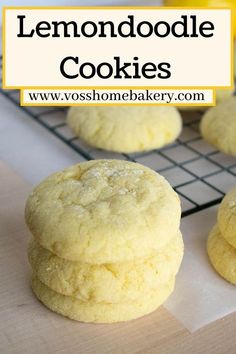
[200,97,236,156]
[67,106,182,153]
[25,160,181,264]
[218,187,236,249]
[207,224,236,285]
[31,275,175,323]
[28,231,183,303]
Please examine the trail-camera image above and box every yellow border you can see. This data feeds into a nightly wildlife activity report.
[20,88,216,107]
[2,6,235,10]
[4,85,233,89]
[2,6,234,95]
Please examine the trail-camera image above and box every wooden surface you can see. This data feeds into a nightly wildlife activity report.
[1,161,236,354]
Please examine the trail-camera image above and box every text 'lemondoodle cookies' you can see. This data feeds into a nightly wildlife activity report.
[4,8,231,89]
[17,14,214,80]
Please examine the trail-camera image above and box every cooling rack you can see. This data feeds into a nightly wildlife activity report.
[1,57,236,217]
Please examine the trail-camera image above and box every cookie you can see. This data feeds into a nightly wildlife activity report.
[67,106,182,153]
[28,231,183,303]
[31,275,175,323]
[218,187,236,249]
[200,96,236,156]
[25,160,181,264]
[207,224,236,285]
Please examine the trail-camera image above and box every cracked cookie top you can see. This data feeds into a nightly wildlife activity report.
[25,159,181,263]
[67,106,182,153]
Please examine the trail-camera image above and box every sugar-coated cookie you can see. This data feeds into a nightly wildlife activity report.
[67,106,182,153]
[200,97,236,156]
[25,160,181,264]
[28,231,183,303]
[31,275,175,323]
[218,187,236,249]
[207,224,236,285]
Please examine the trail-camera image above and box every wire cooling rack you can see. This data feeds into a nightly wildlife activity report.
[1,57,236,217]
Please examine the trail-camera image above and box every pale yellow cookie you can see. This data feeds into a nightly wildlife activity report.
[207,224,236,285]
[28,231,183,303]
[200,96,236,156]
[67,106,182,153]
[25,160,181,264]
[31,275,175,323]
[218,187,236,249]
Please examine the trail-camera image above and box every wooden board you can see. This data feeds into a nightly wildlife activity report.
[0,161,236,354]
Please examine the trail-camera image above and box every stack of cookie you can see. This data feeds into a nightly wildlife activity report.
[25,160,184,323]
[207,187,236,285]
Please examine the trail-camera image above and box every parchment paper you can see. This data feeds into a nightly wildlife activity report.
[165,206,236,332]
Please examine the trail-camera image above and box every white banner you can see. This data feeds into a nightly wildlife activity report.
[3,7,232,89]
